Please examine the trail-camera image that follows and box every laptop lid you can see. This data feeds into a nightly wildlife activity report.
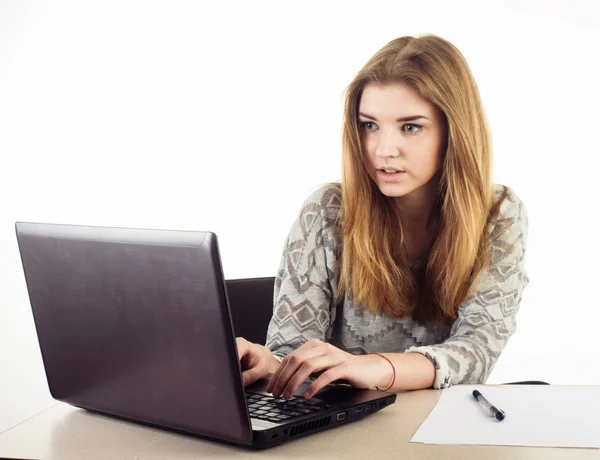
[15,222,254,446]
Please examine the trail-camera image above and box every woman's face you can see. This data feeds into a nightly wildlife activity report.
[358,82,448,201]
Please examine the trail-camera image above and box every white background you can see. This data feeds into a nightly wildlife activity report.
[1,0,599,434]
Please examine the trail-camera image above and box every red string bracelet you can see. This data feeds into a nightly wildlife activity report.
[371,352,396,391]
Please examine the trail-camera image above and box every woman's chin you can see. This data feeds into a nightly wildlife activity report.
[375,182,410,198]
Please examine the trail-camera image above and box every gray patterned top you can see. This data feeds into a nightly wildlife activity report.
[265,182,529,389]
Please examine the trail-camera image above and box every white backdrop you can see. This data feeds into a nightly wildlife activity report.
[1,0,599,434]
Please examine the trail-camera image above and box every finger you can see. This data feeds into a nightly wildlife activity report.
[236,337,250,360]
[266,356,290,395]
[242,366,266,387]
[267,343,325,395]
[282,355,343,399]
[268,340,341,396]
[266,339,326,393]
[303,365,348,399]
[265,343,310,393]
[268,344,330,397]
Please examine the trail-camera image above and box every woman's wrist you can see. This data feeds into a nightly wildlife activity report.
[367,352,436,391]
[370,353,396,391]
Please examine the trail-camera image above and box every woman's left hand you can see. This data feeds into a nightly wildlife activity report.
[265,339,392,399]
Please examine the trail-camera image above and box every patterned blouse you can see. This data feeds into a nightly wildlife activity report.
[265,182,529,389]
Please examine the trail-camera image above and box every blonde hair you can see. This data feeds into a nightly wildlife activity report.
[336,34,506,324]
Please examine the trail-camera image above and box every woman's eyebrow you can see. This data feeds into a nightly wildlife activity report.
[358,112,429,122]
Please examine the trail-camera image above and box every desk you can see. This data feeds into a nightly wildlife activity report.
[0,387,597,459]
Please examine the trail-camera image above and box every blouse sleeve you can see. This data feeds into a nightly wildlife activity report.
[406,187,529,388]
[265,188,337,361]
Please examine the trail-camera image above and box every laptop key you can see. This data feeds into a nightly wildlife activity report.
[294,408,314,414]
[283,401,301,407]
[301,399,324,405]
[293,402,316,408]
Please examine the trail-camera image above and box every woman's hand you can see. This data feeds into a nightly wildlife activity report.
[236,337,277,386]
[265,339,392,399]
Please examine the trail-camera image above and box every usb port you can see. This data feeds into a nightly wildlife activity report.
[355,406,363,413]
[336,411,348,421]
[366,403,375,410]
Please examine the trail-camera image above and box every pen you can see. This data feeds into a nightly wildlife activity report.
[472,389,506,421]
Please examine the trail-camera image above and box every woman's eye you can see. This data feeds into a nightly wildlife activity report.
[403,123,422,133]
[360,121,422,133]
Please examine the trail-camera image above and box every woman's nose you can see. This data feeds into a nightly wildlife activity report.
[374,130,402,158]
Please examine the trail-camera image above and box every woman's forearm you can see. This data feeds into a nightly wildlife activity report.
[371,352,436,391]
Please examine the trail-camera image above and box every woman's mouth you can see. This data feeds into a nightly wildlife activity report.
[377,169,406,180]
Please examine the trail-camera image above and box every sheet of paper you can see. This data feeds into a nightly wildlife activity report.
[411,385,600,448]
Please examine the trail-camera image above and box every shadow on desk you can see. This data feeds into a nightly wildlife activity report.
[503,381,550,385]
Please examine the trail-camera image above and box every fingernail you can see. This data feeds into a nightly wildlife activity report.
[303,391,311,399]
[283,392,290,400]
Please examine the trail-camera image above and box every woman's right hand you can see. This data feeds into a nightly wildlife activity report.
[236,337,277,386]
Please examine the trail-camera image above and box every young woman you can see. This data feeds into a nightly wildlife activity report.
[236,34,528,400]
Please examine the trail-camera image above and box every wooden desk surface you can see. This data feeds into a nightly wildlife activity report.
[0,387,597,459]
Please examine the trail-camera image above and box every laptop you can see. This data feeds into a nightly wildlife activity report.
[15,222,396,449]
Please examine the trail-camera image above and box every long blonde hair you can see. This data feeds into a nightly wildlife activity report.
[336,34,506,324]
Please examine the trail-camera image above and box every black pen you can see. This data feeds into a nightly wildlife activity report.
[472,389,506,421]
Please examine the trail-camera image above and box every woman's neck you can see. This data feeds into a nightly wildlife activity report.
[394,176,441,234]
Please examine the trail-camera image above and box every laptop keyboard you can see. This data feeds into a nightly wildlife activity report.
[245,391,332,423]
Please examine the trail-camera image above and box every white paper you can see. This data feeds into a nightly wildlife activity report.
[411,385,600,448]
